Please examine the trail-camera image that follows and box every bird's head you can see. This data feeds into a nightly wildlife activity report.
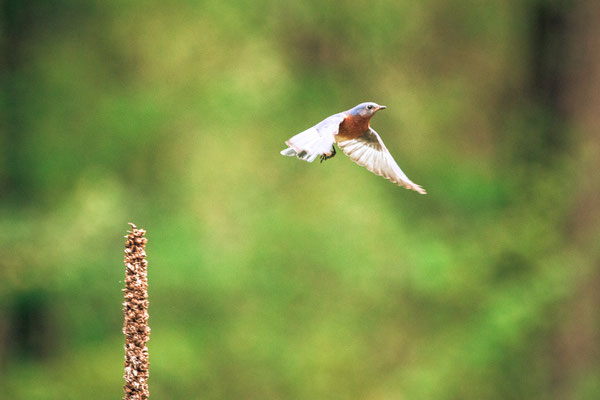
[349,102,387,118]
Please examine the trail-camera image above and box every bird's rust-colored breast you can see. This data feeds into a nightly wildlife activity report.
[335,115,371,142]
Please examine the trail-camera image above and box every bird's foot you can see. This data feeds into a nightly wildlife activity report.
[320,146,337,163]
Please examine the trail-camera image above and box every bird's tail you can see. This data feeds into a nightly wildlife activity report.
[280,147,319,162]
[280,128,333,163]
[280,147,297,157]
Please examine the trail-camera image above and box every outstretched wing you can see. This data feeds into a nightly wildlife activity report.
[280,113,346,163]
[337,128,426,194]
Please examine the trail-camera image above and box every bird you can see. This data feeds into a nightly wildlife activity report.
[280,102,426,194]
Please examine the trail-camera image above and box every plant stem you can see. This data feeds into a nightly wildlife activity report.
[122,223,150,400]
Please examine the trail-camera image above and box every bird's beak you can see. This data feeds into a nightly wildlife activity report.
[378,105,387,110]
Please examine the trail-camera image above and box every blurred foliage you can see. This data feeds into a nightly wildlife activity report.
[1,0,599,399]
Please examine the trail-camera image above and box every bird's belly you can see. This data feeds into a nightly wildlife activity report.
[335,118,369,142]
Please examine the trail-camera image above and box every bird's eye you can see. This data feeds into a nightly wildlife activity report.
[367,105,373,110]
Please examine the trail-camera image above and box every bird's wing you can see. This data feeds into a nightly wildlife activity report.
[337,128,426,194]
[281,113,346,163]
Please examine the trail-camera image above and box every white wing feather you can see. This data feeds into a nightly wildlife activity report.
[338,128,426,194]
[280,113,346,162]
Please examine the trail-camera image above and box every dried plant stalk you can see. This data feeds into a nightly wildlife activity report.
[123,223,150,400]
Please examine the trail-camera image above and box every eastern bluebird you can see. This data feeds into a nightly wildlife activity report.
[280,102,426,194]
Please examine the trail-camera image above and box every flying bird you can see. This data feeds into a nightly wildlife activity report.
[280,102,426,194]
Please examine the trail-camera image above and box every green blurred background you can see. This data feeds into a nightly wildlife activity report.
[2,0,600,398]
